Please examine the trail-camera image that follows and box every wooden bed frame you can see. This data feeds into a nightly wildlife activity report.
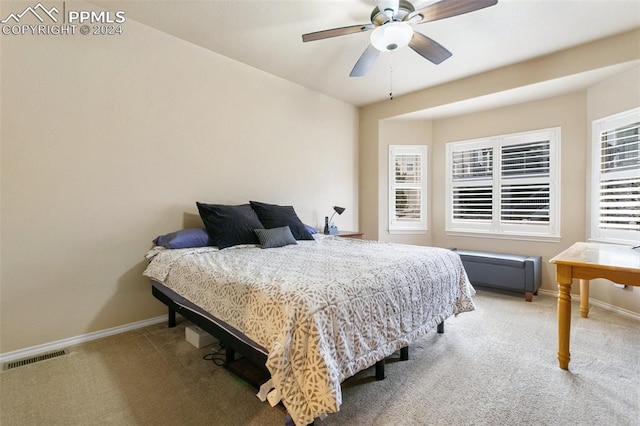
[152,283,444,385]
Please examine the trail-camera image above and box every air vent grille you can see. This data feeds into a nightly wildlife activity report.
[3,349,68,371]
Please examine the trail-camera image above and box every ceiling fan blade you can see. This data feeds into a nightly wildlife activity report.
[350,44,380,77]
[406,0,498,25]
[302,23,374,42]
[409,31,452,65]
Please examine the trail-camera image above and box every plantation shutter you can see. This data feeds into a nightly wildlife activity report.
[389,146,427,232]
[446,128,559,239]
[594,113,640,242]
[451,146,493,222]
[500,140,551,223]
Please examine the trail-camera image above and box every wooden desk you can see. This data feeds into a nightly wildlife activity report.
[550,242,640,370]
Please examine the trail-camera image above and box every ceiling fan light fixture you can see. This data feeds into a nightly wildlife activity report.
[370,22,413,52]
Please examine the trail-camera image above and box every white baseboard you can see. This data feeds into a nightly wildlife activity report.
[0,315,167,364]
[537,289,640,322]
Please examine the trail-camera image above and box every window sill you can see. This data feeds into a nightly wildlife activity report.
[446,230,561,243]
[388,229,428,235]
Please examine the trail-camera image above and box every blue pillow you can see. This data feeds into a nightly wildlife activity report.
[153,228,210,249]
[304,224,318,235]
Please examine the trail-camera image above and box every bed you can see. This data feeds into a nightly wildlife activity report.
[144,231,475,424]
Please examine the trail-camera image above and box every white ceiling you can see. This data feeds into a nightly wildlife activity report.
[93,0,640,107]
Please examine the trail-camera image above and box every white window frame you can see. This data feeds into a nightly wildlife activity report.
[389,145,428,234]
[590,108,640,245]
[445,128,561,242]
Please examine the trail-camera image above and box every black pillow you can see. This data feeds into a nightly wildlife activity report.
[196,202,264,249]
[249,201,314,240]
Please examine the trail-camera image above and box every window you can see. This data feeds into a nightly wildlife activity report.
[446,128,560,240]
[389,145,427,233]
[591,108,640,245]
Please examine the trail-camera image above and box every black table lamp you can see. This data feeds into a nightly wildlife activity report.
[324,206,345,235]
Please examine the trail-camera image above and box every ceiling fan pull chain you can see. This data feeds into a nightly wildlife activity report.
[389,52,394,100]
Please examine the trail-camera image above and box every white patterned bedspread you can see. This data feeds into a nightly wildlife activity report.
[143,236,475,425]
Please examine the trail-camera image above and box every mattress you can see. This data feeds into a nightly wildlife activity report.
[151,280,268,356]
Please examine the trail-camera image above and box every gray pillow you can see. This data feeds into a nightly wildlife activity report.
[254,226,297,249]
[249,201,314,240]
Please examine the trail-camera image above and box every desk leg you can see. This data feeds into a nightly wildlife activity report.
[580,279,590,318]
[556,264,572,370]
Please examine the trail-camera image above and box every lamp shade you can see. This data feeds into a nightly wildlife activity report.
[333,206,346,215]
[370,22,413,52]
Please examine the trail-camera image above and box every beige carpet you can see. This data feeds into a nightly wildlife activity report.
[1,289,639,425]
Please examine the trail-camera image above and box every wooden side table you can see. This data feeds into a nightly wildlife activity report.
[336,231,363,239]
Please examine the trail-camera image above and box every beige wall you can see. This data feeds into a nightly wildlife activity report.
[359,30,640,314]
[2,9,638,356]
[0,8,358,353]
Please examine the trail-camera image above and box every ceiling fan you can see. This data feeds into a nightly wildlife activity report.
[302,0,498,77]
